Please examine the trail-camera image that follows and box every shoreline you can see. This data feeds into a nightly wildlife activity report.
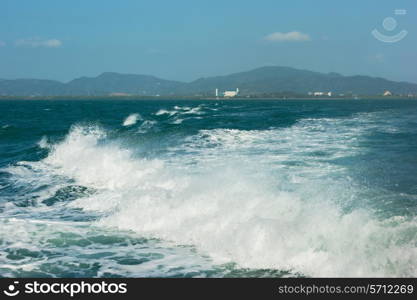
[1,96,417,101]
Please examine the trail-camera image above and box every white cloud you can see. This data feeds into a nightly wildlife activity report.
[264,31,311,42]
[0,41,6,47]
[15,37,62,48]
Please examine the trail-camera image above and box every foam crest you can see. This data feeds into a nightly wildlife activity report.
[122,113,142,126]
[155,109,177,116]
[37,136,50,149]
[31,122,416,277]
[155,105,206,118]
[93,165,416,277]
[43,125,164,190]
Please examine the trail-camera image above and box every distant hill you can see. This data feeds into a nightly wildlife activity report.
[0,73,182,97]
[1,66,417,97]
[64,72,183,96]
[185,66,417,96]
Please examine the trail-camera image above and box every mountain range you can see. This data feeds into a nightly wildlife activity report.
[1,66,417,97]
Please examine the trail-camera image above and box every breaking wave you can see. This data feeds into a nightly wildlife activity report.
[5,112,415,277]
[123,113,142,126]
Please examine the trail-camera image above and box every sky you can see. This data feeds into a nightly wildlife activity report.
[0,0,416,83]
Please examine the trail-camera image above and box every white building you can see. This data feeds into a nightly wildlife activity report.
[313,91,332,97]
[383,90,392,96]
[224,88,239,98]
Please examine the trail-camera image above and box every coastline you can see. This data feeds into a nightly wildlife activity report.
[1,95,417,101]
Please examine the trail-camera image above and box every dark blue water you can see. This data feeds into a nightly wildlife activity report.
[0,99,416,277]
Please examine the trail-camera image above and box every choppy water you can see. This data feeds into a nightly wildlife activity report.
[0,99,416,277]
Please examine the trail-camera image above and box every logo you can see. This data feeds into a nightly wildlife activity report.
[372,9,408,43]
[3,281,127,297]
[3,281,20,297]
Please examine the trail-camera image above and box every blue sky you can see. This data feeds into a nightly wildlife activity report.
[0,0,416,83]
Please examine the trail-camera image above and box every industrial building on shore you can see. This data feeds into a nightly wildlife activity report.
[216,88,239,98]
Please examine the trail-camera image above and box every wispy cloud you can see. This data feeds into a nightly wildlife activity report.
[15,37,62,48]
[264,31,311,42]
[0,41,6,47]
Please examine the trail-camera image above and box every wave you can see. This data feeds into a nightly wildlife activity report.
[137,120,158,133]
[37,136,50,149]
[155,105,206,123]
[155,109,177,116]
[5,115,415,277]
[0,217,215,277]
[123,113,142,126]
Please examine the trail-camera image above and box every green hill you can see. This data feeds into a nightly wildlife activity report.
[1,66,416,97]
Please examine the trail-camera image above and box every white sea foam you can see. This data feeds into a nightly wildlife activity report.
[155,105,205,117]
[37,136,49,149]
[122,113,142,126]
[170,118,184,124]
[9,113,414,277]
[0,218,212,277]
[155,109,177,116]
[181,106,204,115]
[137,120,158,133]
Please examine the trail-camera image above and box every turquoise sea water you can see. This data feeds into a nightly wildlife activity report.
[0,99,416,277]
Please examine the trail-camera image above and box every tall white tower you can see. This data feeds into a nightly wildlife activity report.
[215,88,218,97]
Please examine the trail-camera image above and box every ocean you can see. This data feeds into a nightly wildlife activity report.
[0,99,416,277]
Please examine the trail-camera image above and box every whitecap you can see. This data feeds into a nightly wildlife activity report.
[18,119,415,277]
[122,113,142,126]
